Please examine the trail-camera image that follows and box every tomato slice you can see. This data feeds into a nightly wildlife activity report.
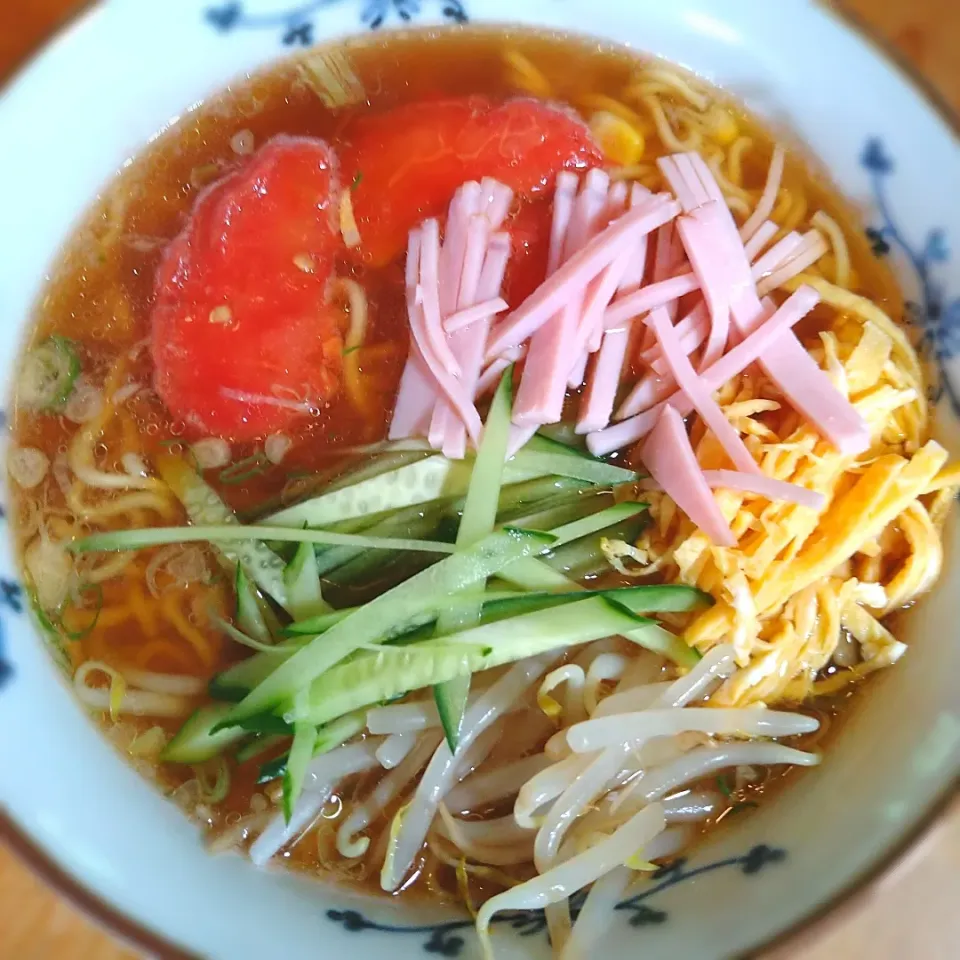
[342,96,602,265]
[152,136,342,441]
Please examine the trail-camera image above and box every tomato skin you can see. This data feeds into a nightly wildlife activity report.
[501,197,552,308]
[342,96,602,265]
[152,136,343,441]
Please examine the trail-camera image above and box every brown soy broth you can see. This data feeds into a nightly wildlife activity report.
[10,26,909,904]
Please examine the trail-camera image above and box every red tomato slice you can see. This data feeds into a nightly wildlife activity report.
[342,96,602,265]
[501,197,552,308]
[152,136,343,441]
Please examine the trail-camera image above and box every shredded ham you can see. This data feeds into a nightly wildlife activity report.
[390,148,866,543]
[642,405,735,548]
[485,196,680,360]
[646,305,760,475]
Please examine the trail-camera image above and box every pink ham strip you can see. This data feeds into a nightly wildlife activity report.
[742,219,778,261]
[616,303,710,421]
[430,182,515,457]
[675,202,732,371]
[575,243,634,358]
[481,177,514,231]
[739,145,785,243]
[513,173,614,427]
[567,352,589,390]
[643,304,709,375]
[700,470,825,511]
[485,196,680,359]
[547,172,580,275]
[640,469,824,510]
[438,182,483,317]
[618,184,653,297]
[641,405,735,547]
[419,219,462,377]
[444,297,510,333]
[586,284,820,456]
[408,285,482,444]
[750,230,804,281]
[476,345,525,398]
[602,272,700,331]
[647,305,760,475]
[756,231,828,297]
[389,347,435,440]
[507,422,539,459]
[661,153,869,455]
[576,325,631,434]
[389,230,437,439]
[574,185,655,433]
[439,231,512,458]
[618,230,820,420]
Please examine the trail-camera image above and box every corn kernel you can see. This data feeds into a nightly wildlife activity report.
[707,104,740,146]
[589,110,645,166]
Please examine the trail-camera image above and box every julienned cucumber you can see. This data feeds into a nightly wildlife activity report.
[265,453,550,530]
[296,596,650,726]
[161,703,246,763]
[154,453,290,611]
[257,709,367,785]
[18,335,80,410]
[73,523,456,556]
[283,542,330,620]
[282,721,316,822]
[210,584,705,702]
[221,527,557,724]
[512,447,637,484]
[434,367,514,750]
[235,566,274,643]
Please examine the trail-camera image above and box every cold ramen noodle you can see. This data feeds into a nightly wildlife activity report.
[9,28,958,958]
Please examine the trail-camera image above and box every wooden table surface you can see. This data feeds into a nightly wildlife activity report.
[1,1,958,958]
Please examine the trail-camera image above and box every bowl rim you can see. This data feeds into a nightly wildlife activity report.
[0,2,958,958]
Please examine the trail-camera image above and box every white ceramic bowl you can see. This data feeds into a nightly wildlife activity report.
[1,2,958,958]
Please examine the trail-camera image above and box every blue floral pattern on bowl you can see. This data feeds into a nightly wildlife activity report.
[861,137,960,412]
[206,0,468,43]
[326,845,787,952]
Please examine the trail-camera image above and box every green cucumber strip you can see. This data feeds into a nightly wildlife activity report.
[525,431,594,459]
[297,596,647,726]
[434,367,514,751]
[154,453,290,610]
[494,476,593,518]
[214,616,288,654]
[221,527,556,724]
[512,447,637,484]
[73,524,456,556]
[210,641,305,701]
[283,588,528,637]
[499,558,699,668]
[283,609,353,636]
[505,492,612,535]
[534,424,589,453]
[283,542,330,620]
[283,721,316,822]
[258,710,366,784]
[547,502,648,547]
[235,712,293,736]
[235,565,273,643]
[161,703,244,764]
[19,335,80,410]
[265,454,549,530]
[236,733,288,764]
[544,514,647,580]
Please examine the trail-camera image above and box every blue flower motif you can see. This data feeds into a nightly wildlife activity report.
[206,1,243,30]
[861,137,960,413]
[861,137,894,175]
[205,0,469,39]
[325,845,787,951]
